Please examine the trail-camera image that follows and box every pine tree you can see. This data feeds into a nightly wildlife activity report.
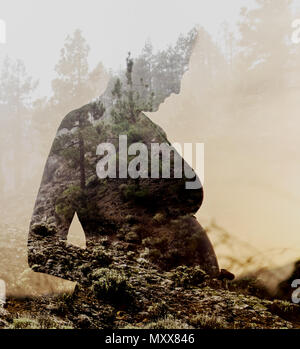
[237,0,292,97]
[51,29,107,116]
[0,57,38,193]
[111,53,154,124]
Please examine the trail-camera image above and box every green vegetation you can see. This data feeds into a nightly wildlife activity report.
[55,185,104,231]
[111,53,154,125]
[31,223,57,236]
[189,314,229,329]
[55,185,83,221]
[10,318,40,329]
[91,268,133,304]
[152,213,165,224]
[90,246,113,266]
[171,266,208,288]
[147,301,169,319]
[54,292,75,315]
[141,316,192,330]
[119,183,150,204]
[9,316,73,329]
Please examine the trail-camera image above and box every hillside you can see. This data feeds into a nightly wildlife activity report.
[1,249,299,329]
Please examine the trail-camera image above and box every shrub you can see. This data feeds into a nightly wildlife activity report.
[31,223,56,236]
[10,318,40,329]
[91,268,133,304]
[124,215,137,224]
[147,301,169,319]
[143,315,192,329]
[90,246,113,266]
[119,183,150,204]
[230,277,270,299]
[125,231,140,243]
[54,292,74,315]
[171,266,207,288]
[189,314,229,329]
[37,315,73,329]
[153,213,165,224]
[55,185,82,221]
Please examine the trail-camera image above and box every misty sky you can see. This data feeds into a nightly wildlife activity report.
[0,0,260,97]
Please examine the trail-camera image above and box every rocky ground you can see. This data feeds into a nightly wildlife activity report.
[1,241,300,330]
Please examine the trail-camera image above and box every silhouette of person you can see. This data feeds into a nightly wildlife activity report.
[28,32,219,286]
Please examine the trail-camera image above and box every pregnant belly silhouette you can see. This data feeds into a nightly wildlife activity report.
[28,99,219,286]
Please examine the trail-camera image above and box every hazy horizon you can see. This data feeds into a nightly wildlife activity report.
[0,0,258,97]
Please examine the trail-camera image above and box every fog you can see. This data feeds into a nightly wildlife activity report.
[0,0,256,96]
[1,0,300,295]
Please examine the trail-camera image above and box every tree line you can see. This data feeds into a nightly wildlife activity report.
[0,0,299,204]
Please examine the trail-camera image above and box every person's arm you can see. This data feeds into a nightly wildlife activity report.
[27,114,90,284]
